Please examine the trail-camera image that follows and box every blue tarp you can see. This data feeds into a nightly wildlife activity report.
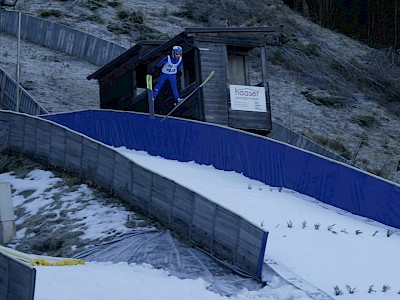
[43,110,400,229]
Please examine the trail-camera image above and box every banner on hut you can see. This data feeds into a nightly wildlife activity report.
[229,85,266,112]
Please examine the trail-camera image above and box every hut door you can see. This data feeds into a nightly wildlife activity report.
[228,55,248,85]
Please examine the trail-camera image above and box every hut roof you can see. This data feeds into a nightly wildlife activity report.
[87,27,276,81]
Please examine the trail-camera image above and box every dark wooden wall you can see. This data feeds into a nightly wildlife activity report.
[197,42,229,125]
[196,40,271,132]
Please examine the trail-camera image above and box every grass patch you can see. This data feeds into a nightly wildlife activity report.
[107,0,121,8]
[173,3,210,23]
[311,134,352,160]
[117,10,144,24]
[351,114,376,128]
[301,90,346,107]
[39,10,63,18]
[136,24,169,40]
[173,3,196,20]
[86,0,108,10]
[107,9,145,34]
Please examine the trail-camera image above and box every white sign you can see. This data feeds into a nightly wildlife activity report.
[229,85,267,112]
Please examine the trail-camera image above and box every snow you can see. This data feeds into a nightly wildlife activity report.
[1,147,400,300]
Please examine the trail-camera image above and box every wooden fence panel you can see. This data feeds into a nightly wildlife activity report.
[22,117,37,156]
[8,113,24,150]
[0,252,36,300]
[113,155,134,204]
[0,126,8,171]
[81,139,99,182]
[35,120,51,161]
[171,185,195,236]
[191,195,216,251]
[150,174,175,226]
[236,221,267,276]
[49,125,67,167]
[131,164,152,213]
[213,207,240,262]
[1,111,268,279]
[96,146,115,191]
[65,131,83,173]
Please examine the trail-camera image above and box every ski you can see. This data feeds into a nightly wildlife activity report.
[146,74,155,119]
[160,70,215,122]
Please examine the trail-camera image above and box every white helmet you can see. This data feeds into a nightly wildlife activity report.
[172,45,183,58]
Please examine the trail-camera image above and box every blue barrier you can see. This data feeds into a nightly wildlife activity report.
[42,110,400,229]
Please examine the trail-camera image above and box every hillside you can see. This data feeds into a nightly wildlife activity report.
[0,0,399,183]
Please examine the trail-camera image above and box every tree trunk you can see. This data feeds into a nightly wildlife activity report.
[302,0,310,18]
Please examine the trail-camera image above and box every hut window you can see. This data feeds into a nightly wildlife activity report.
[227,47,249,85]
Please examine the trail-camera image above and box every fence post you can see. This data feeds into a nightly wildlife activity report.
[15,11,22,112]
[0,182,16,244]
[0,72,6,104]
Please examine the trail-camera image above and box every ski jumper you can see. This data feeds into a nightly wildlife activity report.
[152,55,183,101]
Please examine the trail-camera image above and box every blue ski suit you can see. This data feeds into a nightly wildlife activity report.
[152,55,183,101]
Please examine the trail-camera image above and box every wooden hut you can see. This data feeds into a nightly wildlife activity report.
[88,27,278,133]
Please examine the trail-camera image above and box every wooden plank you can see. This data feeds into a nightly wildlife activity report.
[0,126,8,138]
[131,164,152,213]
[35,123,51,161]
[171,185,195,235]
[49,125,66,166]
[96,146,115,191]
[22,117,36,155]
[65,131,83,173]
[236,220,266,268]
[150,174,175,225]
[0,254,36,300]
[0,253,8,298]
[8,114,24,149]
[199,43,229,126]
[0,126,7,153]
[229,110,271,130]
[204,115,229,125]
[0,155,8,170]
[194,35,265,47]
[113,156,133,203]
[0,142,7,153]
[202,89,226,98]
[191,195,216,250]
[212,207,240,262]
[80,139,98,179]
[203,101,229,110]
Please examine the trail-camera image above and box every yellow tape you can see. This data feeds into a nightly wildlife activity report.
[31,258,84,266]
[0,245,84,266]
